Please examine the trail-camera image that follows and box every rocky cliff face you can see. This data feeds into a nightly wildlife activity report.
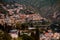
[46,2,60,22]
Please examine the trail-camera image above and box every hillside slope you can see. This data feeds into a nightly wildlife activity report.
[0,0,60,22]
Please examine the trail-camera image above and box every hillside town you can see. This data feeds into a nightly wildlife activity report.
[0,2,60,40]
[0,3,45,26]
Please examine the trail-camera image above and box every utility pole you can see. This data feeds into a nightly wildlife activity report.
[35,26,39,40]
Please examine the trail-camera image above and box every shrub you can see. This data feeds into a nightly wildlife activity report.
[22,34,34,40]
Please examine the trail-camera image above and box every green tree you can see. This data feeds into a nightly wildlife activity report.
[0,30,12,40]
